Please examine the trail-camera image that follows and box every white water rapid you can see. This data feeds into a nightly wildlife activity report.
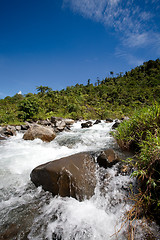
[0,121,159,240]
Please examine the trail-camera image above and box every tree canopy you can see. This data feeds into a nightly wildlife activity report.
[0,58,160,124]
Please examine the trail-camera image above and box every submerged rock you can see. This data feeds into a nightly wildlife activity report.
[30,152,96,201]
[97,149,119,168]
[23,124,56,142]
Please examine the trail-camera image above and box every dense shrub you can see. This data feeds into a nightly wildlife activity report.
[114,104,160,221]
[113,104,160,150]
[18,96,40,121]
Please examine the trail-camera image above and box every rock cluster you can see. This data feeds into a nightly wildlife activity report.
[0,125,16,137]
[0,117,75,142]
[0,117,130,202]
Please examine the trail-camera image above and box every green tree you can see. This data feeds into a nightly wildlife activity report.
[18,96,40,120]
[36,86,52,95]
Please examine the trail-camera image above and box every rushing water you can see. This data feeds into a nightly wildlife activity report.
[0,121,159,240]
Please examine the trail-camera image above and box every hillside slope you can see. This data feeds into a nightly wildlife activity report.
[0,58,160,124]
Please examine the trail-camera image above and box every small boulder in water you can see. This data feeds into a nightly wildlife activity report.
[112,119,122,129]
[0,134,6,140]
[50,117,74,132]
[21,124,30,131]
[23,124,56,142]
[81,121,92,128]
[64,118,75,125]
[30,152,96,201]
[0,125,16,137]
[94,119,101,125]
[97,149,119,168]
[106,118,113,123]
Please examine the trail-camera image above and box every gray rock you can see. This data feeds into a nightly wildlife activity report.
[15,126,21,131]
[64,118,75,125]
[37,119,51,126]
[0,125,16,137]
[21,124,30,131]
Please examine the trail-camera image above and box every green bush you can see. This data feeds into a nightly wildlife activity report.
[114,103,160,221]
[18,96,40,121]
[113,103,160,150]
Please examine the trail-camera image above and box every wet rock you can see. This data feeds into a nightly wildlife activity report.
[121,116,129,121]
[23,124,56,142]
[21,124,30,131]
[81,121,93,128]
[64,118,75,125]
[50,117,74,132]
[97,149,119,168]
[30,152,96,201]
[112,119,122,129]
[94,119,101,125]
[51,116,63,124]
[37,119,51,126]
[120,164,131,175]
[0,224,19,240]
[0,134,6,140]
[106,118,113,123]
[15,126,21,131]
[0,125,16,137]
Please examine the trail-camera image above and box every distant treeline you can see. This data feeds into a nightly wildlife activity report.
[0,58,160,124]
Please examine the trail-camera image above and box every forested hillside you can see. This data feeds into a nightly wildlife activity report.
[0,59,160,124]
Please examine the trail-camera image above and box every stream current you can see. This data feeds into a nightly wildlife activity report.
[0,121,159,239]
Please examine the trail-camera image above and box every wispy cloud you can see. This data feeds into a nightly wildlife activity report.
[115,48,144,66]
[63,0,160,58]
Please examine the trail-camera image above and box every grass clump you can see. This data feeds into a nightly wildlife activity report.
[114,103,160,223]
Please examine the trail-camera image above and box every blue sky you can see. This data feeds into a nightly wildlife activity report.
[0,0,160,98]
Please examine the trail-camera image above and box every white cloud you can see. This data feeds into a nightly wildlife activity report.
[115,48,144,66]
[123,32,150,48]
[63,0,160,68]
[18,91,22,95]
[63,0,159,49]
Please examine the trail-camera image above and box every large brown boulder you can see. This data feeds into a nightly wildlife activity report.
[97,149,119,168]
[30,152,96,201]
[23,124,56,142]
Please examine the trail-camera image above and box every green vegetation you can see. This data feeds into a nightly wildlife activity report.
[113,104,160,222]
[0,58,160,223]
[0,58,160,124]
